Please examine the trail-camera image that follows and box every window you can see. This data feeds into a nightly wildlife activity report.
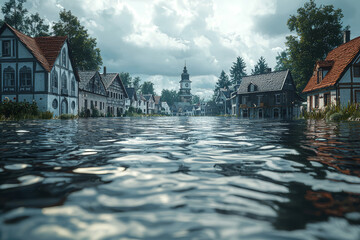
[275,94,281,104]
[100,102,102,110]
[317,69,323,84]
[248,83,257,92]
[62,49,66,67]
[2,40,11,57]
[242,96,248,105]
[354,64,360,78]
[71,101,75,110]
[85,99,88,109]
[243,109,248,118]
[71,77,75,95]
[274,108,279,118]
[258,108,263,118]
[356,91,360,103]
[51,69,58,91]
[91,100,94,108]
[95,101,97,107]
[52,99,58,109]
[61,72,67,89]
[257,95,263,106]
[3,66,15,88]
[324,93,331,106]
[315,95,319,108]
[19,66,32,87]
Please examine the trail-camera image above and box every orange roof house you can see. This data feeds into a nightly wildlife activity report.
[0,23,79,116]
[303,31,360,111]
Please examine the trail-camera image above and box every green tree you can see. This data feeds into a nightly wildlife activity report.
[285,0,345,91]
[214,70,231,95]
[1,0,28,32]
[141,81,155,95]
[230,56,247,84]
[132,76,141,93]
[251,56,268,75]
[1,0,49,37]
[119,72,132,87]
[25,13,49,37]
[192,94,200,105]
[161,89,179,106]
[52,9,102,70]
[274,51,290,71]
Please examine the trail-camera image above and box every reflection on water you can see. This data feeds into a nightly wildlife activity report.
[0,117,360,239]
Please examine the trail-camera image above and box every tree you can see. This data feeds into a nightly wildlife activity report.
[274,51,290,71]
[214,70,231,95]
[132,76,141,93]
[251,56,269,75]
[25,13,49,37]
[52,9,102,71]
[119,72,132,87]
[192,95,200,105]
[1,0,49,37]
[230,56,247,84]
[141,81,155,95]
[285,0,345,91]
[1,0,28,32]
[161,89,179,106]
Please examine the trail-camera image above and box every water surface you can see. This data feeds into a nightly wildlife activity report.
[0,117,360,239]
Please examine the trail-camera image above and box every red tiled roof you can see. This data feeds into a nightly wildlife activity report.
[303,36,360,93]
[2,23,66,72]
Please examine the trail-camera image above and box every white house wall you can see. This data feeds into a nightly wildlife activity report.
[18,41,32,58]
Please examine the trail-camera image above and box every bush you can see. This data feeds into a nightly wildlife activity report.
[91,107,100,117]
[59,114,77,120]
[304,103,360,122]
[329,112,343,121]
[40,111,53,119]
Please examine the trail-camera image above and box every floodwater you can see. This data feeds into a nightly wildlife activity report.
[0,117,360,240]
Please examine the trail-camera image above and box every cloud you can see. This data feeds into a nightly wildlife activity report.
[14,0,360,99]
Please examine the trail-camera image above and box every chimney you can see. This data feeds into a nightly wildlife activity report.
[266,68,272,73]
[343,30,350,44]
[103,66,107,76]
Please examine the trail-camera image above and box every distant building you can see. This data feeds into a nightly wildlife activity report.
[0,23,79,116]
[237,69,302,119]
[138,94,147,114]
[303,31,360,110]
[143,94,155,114]
[101,67,128,116]
[125,87,138,111]
[215,88,232,115]
[78,71,107,116]
[161,101,171,115]
[179,65,192,103]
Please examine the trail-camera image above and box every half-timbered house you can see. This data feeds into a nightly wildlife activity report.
[0,23,79,116]
[101,67,128,116]
[303,31,360,110]
[78,71,107,116]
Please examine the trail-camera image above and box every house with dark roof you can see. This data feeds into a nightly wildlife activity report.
[303,31,360,111]
[215,88,232,115]
[138,94,147,114]
[237,69,302,119]
[78,71,107,116]
[125,87,138,112]
[0,23,79,116]
[143,94,155,114]
[100,67,128,116]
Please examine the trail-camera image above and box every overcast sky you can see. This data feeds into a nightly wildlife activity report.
[7,0,360,99]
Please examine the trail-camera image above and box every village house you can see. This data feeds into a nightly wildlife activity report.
[143,94,155,114]
[215,88,232,115]
[100,67,128,116]
[125,87,138,112]
[161,101,171,115]
[303,31,360,110]
[237,69,302,119]
[0,23,79,116]
[138,94,147,114]
[154,96,161,114]
[78,71,107,116]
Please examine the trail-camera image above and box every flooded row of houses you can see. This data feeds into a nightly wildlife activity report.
[0,23,171,117]
[1,22,360,119]
[214,30,360,118]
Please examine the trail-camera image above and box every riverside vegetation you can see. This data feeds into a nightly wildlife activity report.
[302,103,360,121]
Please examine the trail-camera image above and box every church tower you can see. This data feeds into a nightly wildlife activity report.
[179,64,192,103]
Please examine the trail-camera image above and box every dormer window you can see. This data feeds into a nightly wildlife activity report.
[247,83,258,92]
[317,69,323,84]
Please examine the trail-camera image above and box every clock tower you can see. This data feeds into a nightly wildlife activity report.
[179,64,192,103]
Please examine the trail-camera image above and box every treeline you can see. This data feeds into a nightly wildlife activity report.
[213,0,347,96]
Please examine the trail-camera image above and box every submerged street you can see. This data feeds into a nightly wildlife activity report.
[0,117,360,239]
